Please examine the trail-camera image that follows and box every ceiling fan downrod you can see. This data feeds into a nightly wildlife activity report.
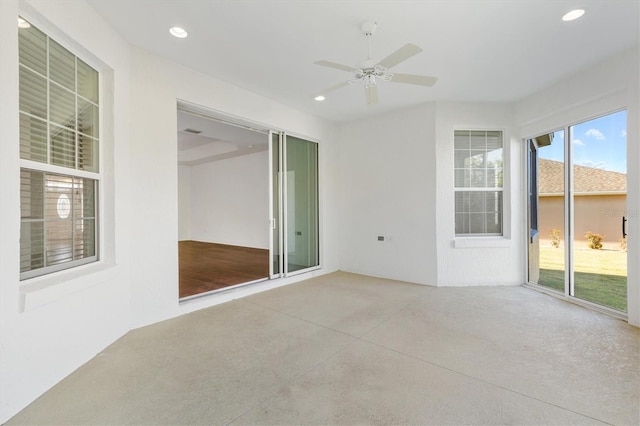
[361,21,377,60]
[359,21,385,87]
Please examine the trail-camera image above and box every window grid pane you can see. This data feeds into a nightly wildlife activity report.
[20,113,48,162]
[20,169,44,219]
[78,134,99,172]
[19,66,47,120]
[50,124,76,168]
[18,23,47,75]
[78,98,99,138]
[74,219,96,259]
[50,82,76,129]
[20,222,45,272]
[77,59,99,104]
[49,39,75,91]
[46,219,73,266]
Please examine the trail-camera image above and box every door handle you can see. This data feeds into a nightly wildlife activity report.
[622,216,627,238]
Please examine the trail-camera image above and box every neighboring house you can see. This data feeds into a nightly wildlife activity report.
[538,158,627,248]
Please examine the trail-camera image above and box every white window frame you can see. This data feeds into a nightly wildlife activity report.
[454,129,504,237]
[18,15,102,281]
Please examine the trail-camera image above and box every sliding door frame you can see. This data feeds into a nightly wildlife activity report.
[565,127,574,299]
[269,130,284,279]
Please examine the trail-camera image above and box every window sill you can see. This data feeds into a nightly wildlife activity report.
[453,236,511,249]
[19,261,116,313]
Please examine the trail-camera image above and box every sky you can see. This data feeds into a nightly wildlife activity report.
[538,110,627,173]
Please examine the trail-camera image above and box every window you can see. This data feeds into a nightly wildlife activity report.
[19,17,100,279]
[454,130,503,236]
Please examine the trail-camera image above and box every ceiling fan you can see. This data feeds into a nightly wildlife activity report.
[314,21,437,105]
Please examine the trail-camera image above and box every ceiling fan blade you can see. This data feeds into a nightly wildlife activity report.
[314,60,358,73]
[365,85,378,105]
[314,81,351,97]
[390,73,438,87]
[377,43,423,69]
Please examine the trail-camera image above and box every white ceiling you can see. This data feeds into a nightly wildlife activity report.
[176,110,268,165]
[88,0,639,123]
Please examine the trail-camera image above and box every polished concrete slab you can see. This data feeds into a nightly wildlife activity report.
[362,286,639,425]
[7,271,639,425]
[234,340,604,425]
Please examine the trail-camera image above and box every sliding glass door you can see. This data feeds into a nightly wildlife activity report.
[270,132,319,278]
[570,113,627,311]
[527,110,627,312]
[284,135,319,274]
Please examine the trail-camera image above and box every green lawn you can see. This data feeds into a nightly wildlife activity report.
[537,244,627,312]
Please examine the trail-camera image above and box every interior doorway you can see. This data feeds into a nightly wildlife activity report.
[527,110,628,313]
[177,108,270,299]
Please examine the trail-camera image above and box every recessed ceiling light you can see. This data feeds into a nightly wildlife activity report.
[169,26,188,38]
[562,9,585,21]
[314,95,325,101]
[18,17,31,28]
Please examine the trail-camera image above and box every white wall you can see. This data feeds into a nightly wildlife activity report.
[515,47,640,325]
[128,47,339,329]
[338,104,438,285]
[177,165,192,241]
[189,150,270,249]
[435,102,523,286]
[338,100,524,288]
[0,0,132,422]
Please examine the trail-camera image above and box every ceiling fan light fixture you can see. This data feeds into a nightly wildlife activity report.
[562,9,585,21]
[314,95,326,101]
[364,74,376,88]
[169,26,188,38]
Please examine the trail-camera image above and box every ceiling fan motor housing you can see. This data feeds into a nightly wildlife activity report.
[355,64,392,85]
[361,21,378,36]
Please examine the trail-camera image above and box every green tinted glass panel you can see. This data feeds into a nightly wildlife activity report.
[18,20,47,75]
[285,136,319,273]
[50,83,76,129]
[19,66,47,119]
[50,124,76,168]
[20,113,48,162]
[77,59,99,104]
[49,39,75,91]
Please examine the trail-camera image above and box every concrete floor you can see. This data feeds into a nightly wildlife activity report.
[7,272,639,425]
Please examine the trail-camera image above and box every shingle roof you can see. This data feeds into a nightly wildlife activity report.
[539,159,626,194]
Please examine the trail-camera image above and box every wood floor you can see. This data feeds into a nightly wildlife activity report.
[179,240,269,298]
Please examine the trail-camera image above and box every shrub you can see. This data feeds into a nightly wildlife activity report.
[620,237,627,252]
[550,228,561,248]
[585,231,604,249]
